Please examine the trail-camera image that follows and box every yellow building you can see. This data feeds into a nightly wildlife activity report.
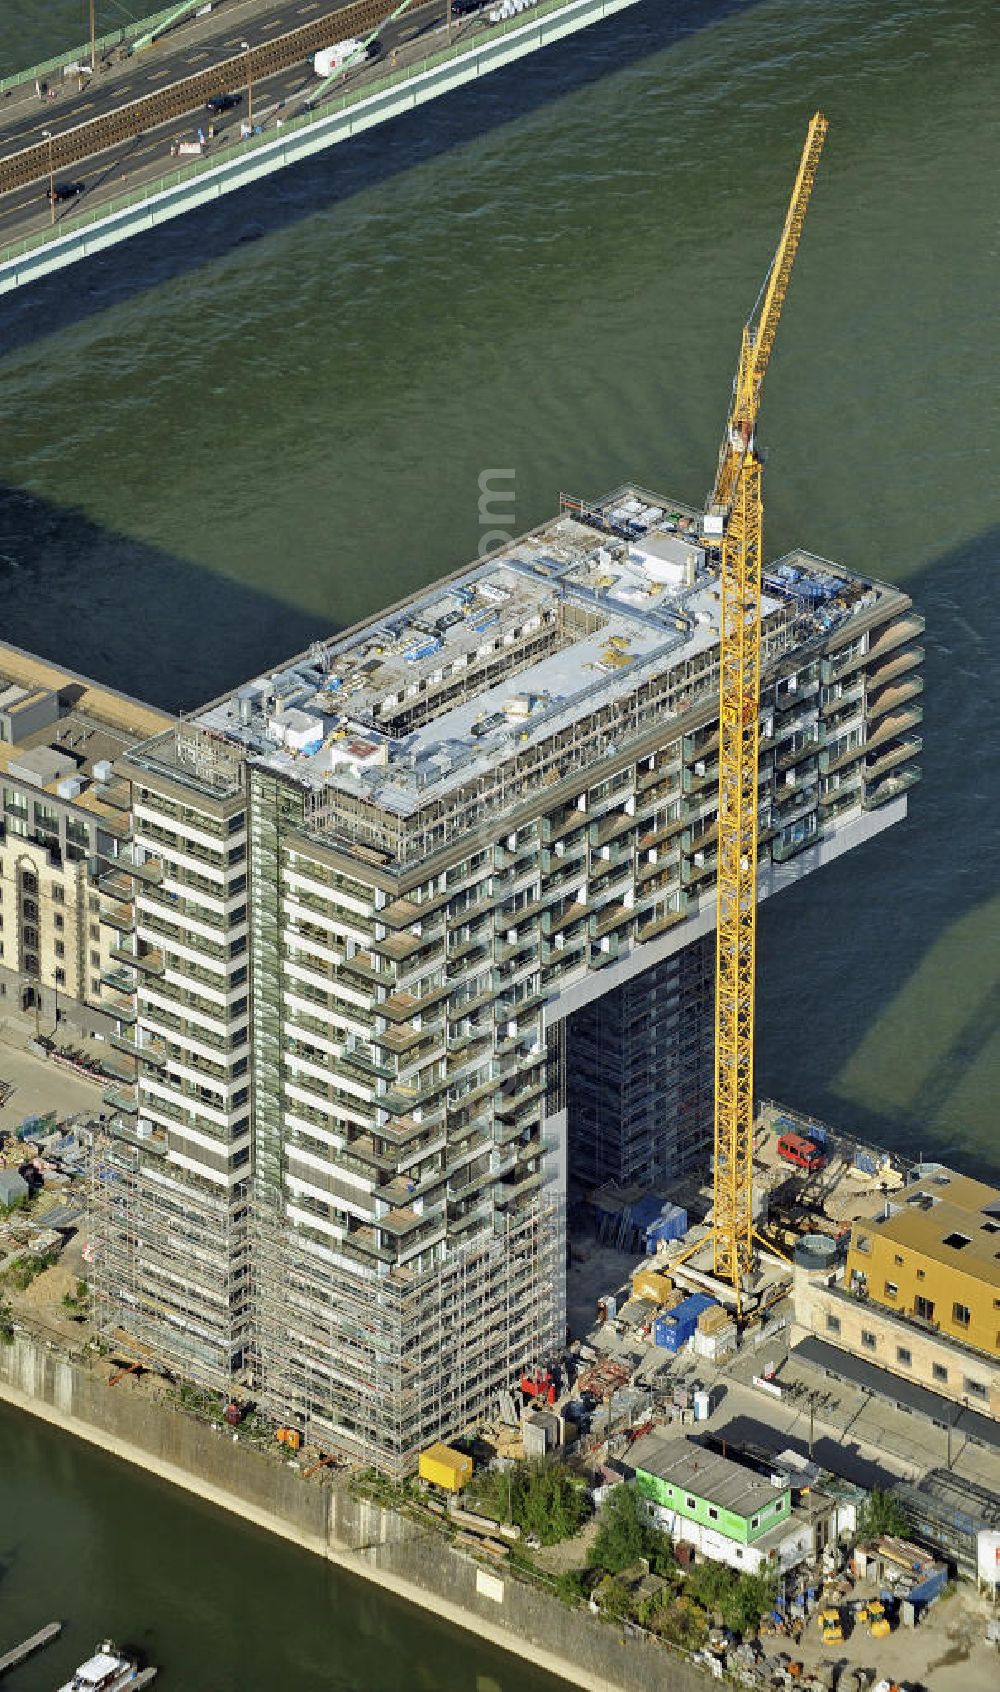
[846,1168,1000,1362]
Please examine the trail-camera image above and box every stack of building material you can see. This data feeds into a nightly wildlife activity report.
[632,1265,673,1305]
[691,1301,738,1360]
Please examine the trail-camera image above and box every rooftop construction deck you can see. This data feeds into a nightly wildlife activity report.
[141,485,902,868]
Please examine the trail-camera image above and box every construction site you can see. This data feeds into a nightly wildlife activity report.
[0,100,996,1692]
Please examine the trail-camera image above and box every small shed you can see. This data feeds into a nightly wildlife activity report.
[0,1168,29,1209]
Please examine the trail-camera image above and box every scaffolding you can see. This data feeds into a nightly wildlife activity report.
[87,1121,251,1388]
[253,1197,562,1478]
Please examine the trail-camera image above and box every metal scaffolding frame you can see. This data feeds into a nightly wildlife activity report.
[87,1123,250,1387]
[252,1197,562,1478]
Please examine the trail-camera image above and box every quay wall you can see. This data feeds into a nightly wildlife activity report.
[0,1329,706,1692]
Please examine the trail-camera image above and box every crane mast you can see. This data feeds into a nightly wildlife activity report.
[709,114,828,1307]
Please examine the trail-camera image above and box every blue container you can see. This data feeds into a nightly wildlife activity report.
[631,1194,666,1231]
[805,1124,828,1146]
[652,1293,717,1351]
[854,1150,877,1175]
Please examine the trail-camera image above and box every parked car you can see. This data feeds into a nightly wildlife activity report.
[452,0,488,14]
[205,92,242,114]
[47,179,85,203]
[777,1131,826,1174]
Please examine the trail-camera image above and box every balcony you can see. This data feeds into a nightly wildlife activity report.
[103,1085,138,1115]
[100,902,135,935]
[110,942,164,977]
[636,906,687,945]
[864,737,923,785]
[864,766,921,810]
[379,984,449,1023]
[867,673,924,722]
[864,705,924,757]
[865,613,925,664]
[637,815,685,853]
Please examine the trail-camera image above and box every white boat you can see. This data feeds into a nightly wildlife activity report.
[55,1640,153,1691]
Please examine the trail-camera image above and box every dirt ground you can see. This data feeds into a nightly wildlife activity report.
[761,1585,999,1692]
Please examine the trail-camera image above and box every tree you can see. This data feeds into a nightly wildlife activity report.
[857,1487,909,1542]
[0,1295,14,1344]
[589,1484,675,1576]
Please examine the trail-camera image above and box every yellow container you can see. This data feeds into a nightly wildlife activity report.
[419,1442,473,1494]
[632,1267,673,1306]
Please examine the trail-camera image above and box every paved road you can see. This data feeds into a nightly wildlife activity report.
[0,0,476,248]
[0,0,336,156]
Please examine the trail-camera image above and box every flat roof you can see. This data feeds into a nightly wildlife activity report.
[628,1432,789,1519]
[858,1167,1000,1288]
[0,643,172,824]
[792,1336,1000,1453]
[171,485,897,830]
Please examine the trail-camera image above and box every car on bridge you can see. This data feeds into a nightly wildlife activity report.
[452,0,489,14]
[205,92,242,114]
[47,180,85,203]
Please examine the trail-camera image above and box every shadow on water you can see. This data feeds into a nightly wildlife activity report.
[0,481,330,712]
[0,0,757,353]
[758,524,1000,1180]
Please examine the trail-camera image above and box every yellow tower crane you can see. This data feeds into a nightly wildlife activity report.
[707,112,828,1309]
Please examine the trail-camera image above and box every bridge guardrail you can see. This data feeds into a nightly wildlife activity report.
[0,6,184,98]
[0,0,624,267]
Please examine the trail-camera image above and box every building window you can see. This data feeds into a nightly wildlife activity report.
[826,1313,841,1335]
[22,899,37,921]
[685,1497,696,1511]
[854,1233,871,1254]
[964,1378,987,1400]
[54,941,64,958]
[894,1253,905,1266]
[54,913,64,931]
[707,1507,718,1521]
[932,1363,948,1383]
[943,1232,971,1250]
[884,1281,898,1299]
[23,926,37,948]
[90,949,100,967]
[21,872,37,894]
[89,923,99,940]
[55,968,65,985]
[952,1302,971,1328]
[914,1295,935,1321]
[51,884,64,903]
[896,1346,912,1367]
[89,895,99,913]
[91,977,101,993]
[750,1516,759,1529]
[861,1330,877,1351]
[916,1268,926,1281]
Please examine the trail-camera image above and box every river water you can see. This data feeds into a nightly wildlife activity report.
[0,0,997,1681]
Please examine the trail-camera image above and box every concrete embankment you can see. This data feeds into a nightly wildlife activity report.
[0,1330,706,1692]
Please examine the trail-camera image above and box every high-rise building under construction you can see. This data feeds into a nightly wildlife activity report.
[86,484,923,1474]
